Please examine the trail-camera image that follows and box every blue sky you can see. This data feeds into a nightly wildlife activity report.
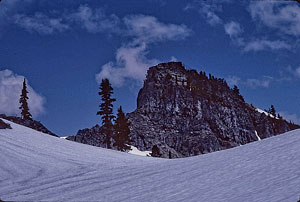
[0,0,300,136]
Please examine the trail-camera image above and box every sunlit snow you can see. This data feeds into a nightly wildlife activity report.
[1,118,300,202]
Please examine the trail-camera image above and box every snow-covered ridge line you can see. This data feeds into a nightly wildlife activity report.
[255,108,278,119]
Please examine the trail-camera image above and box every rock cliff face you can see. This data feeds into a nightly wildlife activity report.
[68,62,299,158]
[67,125,106,147]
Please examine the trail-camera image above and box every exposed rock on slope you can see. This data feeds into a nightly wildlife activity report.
[0,114,57,137]
[127,62,298,157]
[67,125,105,147]
[0,119,11,129]
[68,62,299,158]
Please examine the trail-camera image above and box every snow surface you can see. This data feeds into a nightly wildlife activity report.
[1,118,300,202]
[128,145,151,157]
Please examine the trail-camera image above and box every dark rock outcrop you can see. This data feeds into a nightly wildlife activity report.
[66,125,106,147]
[0,114,57,137]
[0,119,11,129]
[68,62,299,158]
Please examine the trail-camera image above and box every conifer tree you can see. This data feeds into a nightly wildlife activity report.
[233,85,240,95]
[269,105,276,117]
[113,106,131,151]
[97,79,116,149]
[19,79,32,120]
[233,85,244,101]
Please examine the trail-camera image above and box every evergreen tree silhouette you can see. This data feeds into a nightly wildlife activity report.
[233,85,244,101]
[113,106,131,151]
[270,105,276,117]
[97,79,116,149]
[19,79,32,120]
[233,85,240,95]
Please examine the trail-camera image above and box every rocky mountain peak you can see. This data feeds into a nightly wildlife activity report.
[68,62,299,158]
[128,62,298,158]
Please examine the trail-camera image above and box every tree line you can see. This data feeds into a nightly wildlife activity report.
[19,78,131,152]
[97,78,131,151]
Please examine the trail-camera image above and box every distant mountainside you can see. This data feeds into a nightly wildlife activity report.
[67,62,299,158]
[0,114,57,137]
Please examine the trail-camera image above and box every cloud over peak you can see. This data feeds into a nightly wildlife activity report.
[96,15,191,87]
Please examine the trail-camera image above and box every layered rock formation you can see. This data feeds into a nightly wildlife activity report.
[68,62,299,158]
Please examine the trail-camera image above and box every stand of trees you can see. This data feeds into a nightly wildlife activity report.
[97,79,131,151]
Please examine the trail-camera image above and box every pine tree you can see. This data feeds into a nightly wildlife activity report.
[19,79,32,120]
[113,106,131,151]
[233,85,240,95]
[269,105,276,117]
[233,85,244,102]
[97,79,116,149]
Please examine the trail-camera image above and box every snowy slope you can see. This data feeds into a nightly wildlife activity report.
[1,118,300,202]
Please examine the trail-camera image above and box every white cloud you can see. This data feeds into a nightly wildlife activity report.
[124,15,191,43]
[10,6,191,87]
[249,1,300,36]
[68,5,120,34]
[14,13,69,35]
[295,66,300,78]
[0,69,45,117]
[222,21,291,52]
[13,5,120,35]
[0,0,34,35]
[96,43,159,87]
[196,2,223,26]
[226,76,241,87]
[226,75,277,89]
[244,77,273,88]
[184,0,233,26]
[279,111,300,125]
[243,39,291,52]
[170,56,178,62]
[201,5,222,26]
[224,21,243,38]
[96,15,191,87]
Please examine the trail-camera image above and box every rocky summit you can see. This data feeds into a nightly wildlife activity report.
[68,62,299,158]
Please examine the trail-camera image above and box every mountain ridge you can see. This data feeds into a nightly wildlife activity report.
[68,62,299,158]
